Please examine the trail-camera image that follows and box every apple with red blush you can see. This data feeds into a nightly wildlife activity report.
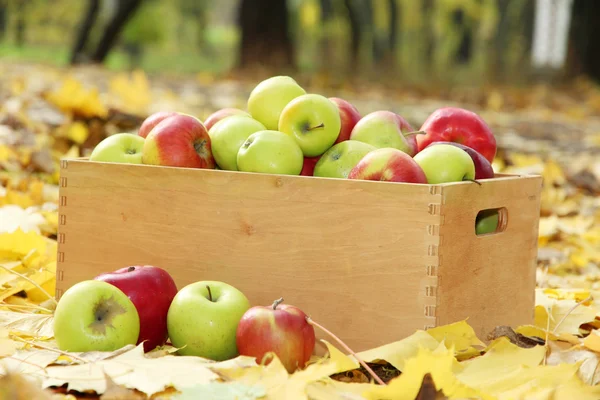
[94,265,178,352]
[204,108,250,132]
[138,111,180,138]
[236,297,316,373]
[424,141,495,180]
[329,97,361,144]
[348,148,428,184]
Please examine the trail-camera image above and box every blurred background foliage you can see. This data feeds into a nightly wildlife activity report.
[0,0,598,90]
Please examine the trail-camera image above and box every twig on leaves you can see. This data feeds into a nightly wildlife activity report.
[0,265,57,307]
[552,295,593,335]
[0,303,52,313]
[306,316,386,386]
[11,337,89,364]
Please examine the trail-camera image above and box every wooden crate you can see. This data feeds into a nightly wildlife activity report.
[55,158,542,353]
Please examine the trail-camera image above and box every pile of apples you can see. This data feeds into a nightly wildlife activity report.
[88,75,497,187]
[52,265,315,373]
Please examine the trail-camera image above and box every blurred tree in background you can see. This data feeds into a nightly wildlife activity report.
[0,0,597,87]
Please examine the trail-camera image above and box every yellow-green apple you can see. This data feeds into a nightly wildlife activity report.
[53,280,140,352]
[413,144,476,184]
[237,130,304,175]
[476,209,500,235]
[300,156,320,176]
[208,115,266,171]
[167,280,251,360]
[247,76,306,130]
[424,141,495,180]
[278,94,341,157]
[89,133,145,164]
[348,148,428,184]
[94,265,178,353]
[349,110,420,156]
[204,108,250,132]
[138,111,179,138]
[236,297,316,374]
[313,140,376,179]
[417,107,497,163]
[329,97,361,144]
[142,114,215,169]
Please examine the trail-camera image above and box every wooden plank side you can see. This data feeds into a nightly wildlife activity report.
[56,160,442,352]
[435,175,542,339]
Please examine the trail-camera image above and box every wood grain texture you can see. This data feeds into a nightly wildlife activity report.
[55,159,541,353]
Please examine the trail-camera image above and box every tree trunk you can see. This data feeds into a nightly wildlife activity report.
[0,1,6,40]
[90,0,142,63]
[344,0,364,64]
[15,0,25,47]
[568,0,600,81]
[237,0,294,70]
[70,0,100,65]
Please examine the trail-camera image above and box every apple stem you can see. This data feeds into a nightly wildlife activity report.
[206,285,213,302]
[404,130,427,138]
[307,123,325,131]
[272,297,284,310]
[305,316,386,386]
[465,178,482,186]
[127,266,136,272]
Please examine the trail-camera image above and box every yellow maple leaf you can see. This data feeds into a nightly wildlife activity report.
[109,70,151,115]
[45,77,108,119]
[534,289,597,335]
[426,320,485,360]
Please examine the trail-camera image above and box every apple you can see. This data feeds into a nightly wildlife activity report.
[94,265,178,353]
[313,140,376,179]
[413,144,476,184]
[236,297,316,373]
[476,209,500,235]
[237,130,304,175]
[348,148,428,184]
[300,156,320,176]
[349,110,420,156]
[416,107,497,163]
[328,97,361,144]
[204,108,250,132]
[167,280,251,360]
[138,111,179,138]
[89,133,145,164]
[247,76,306,130]
[278,94,341,157]
[53,280,140,352]
[424,141,495,180]
[208,115,266,171]
[142,114,215,169]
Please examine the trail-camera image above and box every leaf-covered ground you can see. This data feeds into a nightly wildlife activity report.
[1,61,600,399]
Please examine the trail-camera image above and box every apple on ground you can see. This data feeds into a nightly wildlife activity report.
[237,130,304,175]
[348,148,428,184]
[143,114,215,169]
[300,156,320,176]
[167,280,251,360]
[204,108,250,132]
[236,297,316,374]
[424,141,495,180]
[349,110,420,156]
[208,115,266,171]
[53,280,140,352]
[247,76,306,130]
[329,97,361,144]
[138,111,180,138]
[416,107,497,163]
[413,144,476,184]
[313,140,376,179]
[476,209,500,235]
[89,133,145,164]
[278,94,341,157]
[94,265,178,353]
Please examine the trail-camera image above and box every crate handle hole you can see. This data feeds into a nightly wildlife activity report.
[475,207,508,236]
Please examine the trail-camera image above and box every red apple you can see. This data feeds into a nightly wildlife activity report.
[348,148,428,183]
[94,265,178,352]
[300,156,320,176]
[424,141,495,180]
[236,298,316,373]
[416,107,497,163]
[329,97,361,144]
[142,114,216,169]
[138,111,179,138]
[203,108,250,132]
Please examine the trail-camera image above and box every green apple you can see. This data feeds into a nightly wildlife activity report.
[476,209,500,235]
[278,94,341,157]
[313,140,376,179]
[349,111,419,156]
[413,144,476,184]
[247,76,306,130]
[237,130,304,175]
[167,280,251,360]
[208,115,266,171]
[89,133,145,164]
[53,280,140,352]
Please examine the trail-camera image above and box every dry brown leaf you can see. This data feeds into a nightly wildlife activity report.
[0,311,54,338]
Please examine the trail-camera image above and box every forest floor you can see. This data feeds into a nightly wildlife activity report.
[1,60,600,399]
